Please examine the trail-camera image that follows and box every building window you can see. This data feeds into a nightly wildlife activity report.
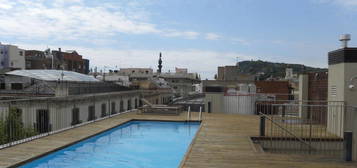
[127,99,132,110]
[0,83,5,89]
[71,108,80,125]
[36,109,50,133]
[88,105,96,121]
[11,83,23,90]
[120,100,124,112]
[257,87,262,93]
[111,102,116,114]
[135,98,138,108]
[19,51,23,56]
[101,103,107,117]
[204,86,224,92]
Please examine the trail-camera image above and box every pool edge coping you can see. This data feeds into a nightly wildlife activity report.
[179,119,204,168]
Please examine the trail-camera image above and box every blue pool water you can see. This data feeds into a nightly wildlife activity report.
[20,121,200,168]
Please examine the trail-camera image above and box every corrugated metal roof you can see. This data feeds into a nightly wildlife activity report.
[6,70,99,82]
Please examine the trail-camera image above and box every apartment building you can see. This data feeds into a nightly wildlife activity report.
[0,43,25,70]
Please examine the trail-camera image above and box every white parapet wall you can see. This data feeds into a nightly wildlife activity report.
[0,90,173,133]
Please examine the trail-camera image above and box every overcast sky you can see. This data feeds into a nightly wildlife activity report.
[0,0,357,79]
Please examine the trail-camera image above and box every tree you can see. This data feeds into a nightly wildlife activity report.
[0,107,37,145]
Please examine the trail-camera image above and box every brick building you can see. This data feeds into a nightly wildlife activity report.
[255,81,292,100]
[308,72,328,101]
[62,50,85,73]
[26,49,90,74]
[298,71,328,124]
[25,50,52,69]
[299,71,328,102]
[217,65,255,81]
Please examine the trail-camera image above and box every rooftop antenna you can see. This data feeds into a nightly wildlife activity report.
[340,34,351,48]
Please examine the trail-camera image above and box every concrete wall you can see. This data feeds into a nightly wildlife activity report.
[217,66,224,80]
[165,78,197,97]
[343,63,357,161]
[342,63,357,106]
[8,45,25,69]
[328,62,357,160]
[298,74,309,119]
[0,90,172,132]
[327,63,344,138]
[223,95,256,114]
[328,64,345,103]
[0,45,25,69]
[204,93,223,113]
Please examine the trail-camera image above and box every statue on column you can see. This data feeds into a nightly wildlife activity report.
[157,52,162,73]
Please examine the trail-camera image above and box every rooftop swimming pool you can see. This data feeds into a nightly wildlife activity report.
[20,121,200,168]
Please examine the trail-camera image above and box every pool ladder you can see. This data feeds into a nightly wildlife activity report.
[187,106,203,121]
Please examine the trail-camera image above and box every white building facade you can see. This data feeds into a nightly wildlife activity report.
[0,43,25,70]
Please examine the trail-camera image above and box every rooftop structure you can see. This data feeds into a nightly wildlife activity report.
[340,34,351,48]
[217,65,255,81]
[255,80,293,100]
[1,70,130,96]
[7,70,98,82]
[25,48,90,74]
[299,71,328,103]
[158,68,200,97]
[110,67,200,97]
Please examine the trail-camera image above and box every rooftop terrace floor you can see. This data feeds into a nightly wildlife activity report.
[0,112,356,168]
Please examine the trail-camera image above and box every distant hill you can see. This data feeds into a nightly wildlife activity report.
[237,60,327,80]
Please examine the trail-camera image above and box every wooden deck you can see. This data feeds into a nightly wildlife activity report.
[0,111,356,168]
[182,113,356,168]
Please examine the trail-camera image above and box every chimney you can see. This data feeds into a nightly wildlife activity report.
[58,48,61,52]
[339,34,351,48]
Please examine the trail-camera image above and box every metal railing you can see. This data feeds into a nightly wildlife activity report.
[255,100,354,160]
[185,105,203,121]
[187,106,191,121]
[0,90,164,150]
[259,112,315,153]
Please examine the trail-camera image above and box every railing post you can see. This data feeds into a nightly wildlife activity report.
[344,131,353,161]
[187,106,191,121]
[260,115,265,136]
[199,106,202,121]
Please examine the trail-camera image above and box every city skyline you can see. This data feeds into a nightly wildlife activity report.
[1,0,357,79]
